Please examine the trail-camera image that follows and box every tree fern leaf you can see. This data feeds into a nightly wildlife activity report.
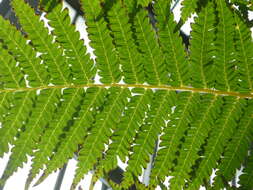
[150,92,200,186]
[0,92,10,121]
[239,153,253,189]
[154,0,189,86]
[133,8,167,85]
[29,87,108,188]
[80,0,121,84]
[0,16,48,87]
[46,2,96,84]
[124,0,138,13]
[0,0,252,188]
[233,10,253,92]
[190,1,216,88]
[11,0,71,85]
[22,88,60,189]
[169,94,222,189]
[137,0,152,7]
[189,97,246,189]
[212,100,253,189]
[0,89,60,187]
[214,0,237,91]
[0,91,35,157]
[0,92,12,154]
[122,90,176,188]
[94,90,153,179]
[71,87,130,189]
[231,0,252,8]
[0,47,25,89]
[181,0,198,22]
[106,0,145,84]
[30,88,83,186]
[39,0,59,11]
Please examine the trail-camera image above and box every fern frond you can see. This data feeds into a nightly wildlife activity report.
[0,89,60,186]
[30,87,108,188]
[0,16,48,87]
[122,90,176,187]
[133,8,167,85]
[46,3,96,84]
[22,88,62,189]
[137,0,152,7]
[71,87,129,189]
[150,92,200,186]
[189,97,246,189]
[154,0,189,86]
[0,91,35,157]
[233,10,253,92]
[212,100,253,189]
[106,0,145,84]
[124,0,137,13]
[214,0,237,91]
[0,47,25,89]
[72,90,147,187]
[80,0,121,84]
[181,0,198,22]
[0,0,252,189]
[11,0,71,85]
[169,94,223,189]
[0,92,12,154]
[190,1,216,88]
[231,0,252,7]
[96,90,153,176]
[239,153,253,189]
[0,92,10,121]
[29,88,83,186]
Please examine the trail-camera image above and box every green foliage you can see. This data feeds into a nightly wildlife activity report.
[0,0,252,189]
[189,0,216,88]
[12,0,71,85]
[106,0,145,84]
[169,94,222,189]
[215,0,238,91]
[80,0,121,84]
[123,90,175,187]
[133,7,167,85]
[233,9,253,92]
[239,153,253,189]
[181,0,199,22]
[0,16,48,87]
[46,3,95,84]
[154,0,189,86]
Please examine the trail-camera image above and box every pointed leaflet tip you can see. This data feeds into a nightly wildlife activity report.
[33,172,46,187]
[24,176,33,190]
[70,183,77,190]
